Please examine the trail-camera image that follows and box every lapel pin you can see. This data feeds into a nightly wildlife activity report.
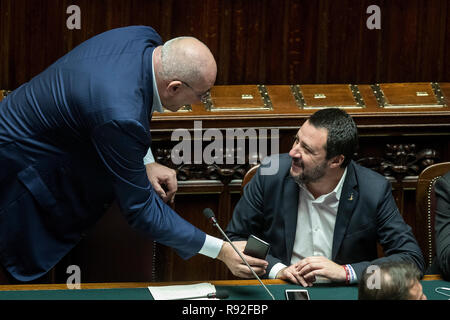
[348,193,354,201]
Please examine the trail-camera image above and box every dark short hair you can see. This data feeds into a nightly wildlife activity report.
[308,108,358,168]
[358,261,422,300]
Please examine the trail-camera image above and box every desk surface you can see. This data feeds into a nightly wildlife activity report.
[0,277,448,300]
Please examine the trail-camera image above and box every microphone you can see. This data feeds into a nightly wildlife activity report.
[208,290,229,299]
[203,208,275,300]
[170,290,229,300]
[203,207,218,225]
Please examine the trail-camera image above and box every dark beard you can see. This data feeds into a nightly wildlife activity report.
[291,160,327,185]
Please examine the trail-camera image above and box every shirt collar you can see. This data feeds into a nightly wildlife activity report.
[333,167,348,201]
[151,49,164,113]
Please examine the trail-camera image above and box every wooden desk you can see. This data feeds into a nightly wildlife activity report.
[0,276,447,303]
[1,279,447,319]
[0,279,286,291]
[0,275,441,292]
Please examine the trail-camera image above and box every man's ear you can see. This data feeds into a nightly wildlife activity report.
[329,154,345,168]
[167,80,182,96]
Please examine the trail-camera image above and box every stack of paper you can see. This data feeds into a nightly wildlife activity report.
[148,282,217,300]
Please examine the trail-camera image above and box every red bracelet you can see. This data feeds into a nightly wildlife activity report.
[343,265,350,284]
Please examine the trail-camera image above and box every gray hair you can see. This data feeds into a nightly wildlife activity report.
[358,261,422,300]
[159,36,205,83]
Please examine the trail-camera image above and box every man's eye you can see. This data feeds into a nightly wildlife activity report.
[302,145,313,154]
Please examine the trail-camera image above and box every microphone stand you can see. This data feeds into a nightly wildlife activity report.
[210,217,275,300]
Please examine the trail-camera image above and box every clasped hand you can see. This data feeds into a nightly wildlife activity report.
[277,256,346,287]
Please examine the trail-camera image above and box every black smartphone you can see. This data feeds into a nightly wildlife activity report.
[285,289,310,300]
[243,235,270,259]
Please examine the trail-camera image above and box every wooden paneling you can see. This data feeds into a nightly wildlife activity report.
[66,204,157,283]
[155,192,238,282]
[1,0,449,89]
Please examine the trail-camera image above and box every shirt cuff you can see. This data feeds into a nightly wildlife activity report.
[347,264,358,284]
[143,147,155,165]
[268,262,287,279]
[198,235,224,259]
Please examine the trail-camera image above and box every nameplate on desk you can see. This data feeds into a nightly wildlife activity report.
[291,84,365,109]
[203,85,273,112]
[371,82,448,108]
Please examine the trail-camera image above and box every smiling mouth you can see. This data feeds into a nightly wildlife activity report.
[291,159,303,170]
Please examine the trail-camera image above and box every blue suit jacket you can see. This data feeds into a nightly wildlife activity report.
[226,153,425,279]
[0,26,206,281]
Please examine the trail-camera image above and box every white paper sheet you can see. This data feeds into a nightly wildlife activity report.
[148,282,216,300]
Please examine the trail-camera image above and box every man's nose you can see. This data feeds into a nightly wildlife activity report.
[289,144,302,158]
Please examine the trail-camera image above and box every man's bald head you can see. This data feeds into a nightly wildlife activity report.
[153,36,217,111]
[159,36,217,87]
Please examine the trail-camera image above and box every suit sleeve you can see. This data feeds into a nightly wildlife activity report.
[225,165,284,276]
[435,174,450,279]
[350,180,425,278]
[91,119,205,259]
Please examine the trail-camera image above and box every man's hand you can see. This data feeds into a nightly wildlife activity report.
[276,264,314,287]
[217,241,268,278]
[145,162,177,204]
[296,256,346,285]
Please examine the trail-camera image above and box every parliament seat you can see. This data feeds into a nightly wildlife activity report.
[240,164,260,195]
[416,162,450,268]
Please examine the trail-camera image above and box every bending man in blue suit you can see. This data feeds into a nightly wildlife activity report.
[0,26,267,282]
[226,108,424,286]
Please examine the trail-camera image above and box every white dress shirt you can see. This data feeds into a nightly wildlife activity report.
[269,168,354,280]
